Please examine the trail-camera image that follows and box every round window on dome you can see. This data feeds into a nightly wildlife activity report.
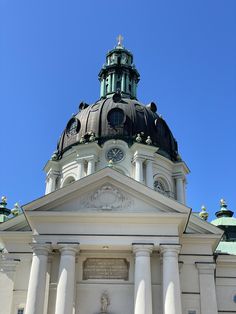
[107,108,125,127]
[66,118,80,136]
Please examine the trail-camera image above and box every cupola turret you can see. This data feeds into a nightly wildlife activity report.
[98,35,140,99]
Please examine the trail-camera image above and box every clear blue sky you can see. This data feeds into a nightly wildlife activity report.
[0,0,235,220]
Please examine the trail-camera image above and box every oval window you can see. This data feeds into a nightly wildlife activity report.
[66,118,80,136]
[107,108,125,127]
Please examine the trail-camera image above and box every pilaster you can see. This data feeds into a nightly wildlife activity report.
[196,263,218,314]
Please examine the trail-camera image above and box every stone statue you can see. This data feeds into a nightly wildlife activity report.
[100,291,110,313]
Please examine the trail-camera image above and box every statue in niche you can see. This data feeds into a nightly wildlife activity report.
[100,291,110,313]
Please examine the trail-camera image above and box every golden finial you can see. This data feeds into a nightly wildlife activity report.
[11,202,21,216]
[108,160,114,167]
[199,205,208,221]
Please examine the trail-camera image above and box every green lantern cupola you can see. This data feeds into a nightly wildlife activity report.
[98,35,140,99]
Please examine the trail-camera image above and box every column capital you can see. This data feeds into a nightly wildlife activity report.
[195,262,216,274]
[47,169,59,178]
[57,243,79,256]
[160,244,181,256]
[173,173,185,180]
[30,243,51,256]
[86,155,98,162]
[133,243,154,256]
[133,155,145,163]
[76,156,85,163]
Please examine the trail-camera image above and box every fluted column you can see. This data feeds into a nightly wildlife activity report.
[175,176,184,204]
[55,243,79,314]
[196,263,218,314]
[146,160,153,188]
[133,244,153,314]
[161,244,182,314]
[25,244,51,314]
[135,158,144,182]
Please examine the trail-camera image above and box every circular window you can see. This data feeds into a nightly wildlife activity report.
[66,118,80,136]
[107,108,125,127]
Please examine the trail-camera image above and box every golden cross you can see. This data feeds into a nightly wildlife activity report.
[117,34,124,46]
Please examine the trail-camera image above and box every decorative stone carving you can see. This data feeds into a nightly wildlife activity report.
[100,291,110,313]
[80,184,133,210]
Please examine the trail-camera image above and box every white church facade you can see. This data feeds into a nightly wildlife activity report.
[0,38,236,314]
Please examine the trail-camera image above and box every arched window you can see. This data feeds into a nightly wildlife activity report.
[154,178,171,197]
[63,176,75,187]
[17,309,24,314]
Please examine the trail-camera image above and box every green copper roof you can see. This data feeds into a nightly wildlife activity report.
[98,35,140,99]
[216,241,236,255]
[211,216,236,226]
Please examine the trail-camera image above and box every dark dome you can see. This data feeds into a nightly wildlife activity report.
[56,94,179,162]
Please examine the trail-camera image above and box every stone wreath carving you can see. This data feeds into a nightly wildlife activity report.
[80,184,133,210]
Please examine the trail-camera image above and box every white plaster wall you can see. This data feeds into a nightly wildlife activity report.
[181,294,201,314]
[216,277,236,312]
[0,270,14,314]
[77,283,133,314]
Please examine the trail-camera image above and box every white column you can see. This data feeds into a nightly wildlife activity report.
[45,171,58,194]
[25,244,51,314]
[133,244,153,314]
[175,176,184,204]
[76,157,84,180]
[135,158,144,182]
[146,160,153,188]
[87,158,95,175]
[55,243,79,314]
[196,263,218,314]
[161,244,182,314]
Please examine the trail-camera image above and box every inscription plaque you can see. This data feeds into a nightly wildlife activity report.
[83,258,129,280]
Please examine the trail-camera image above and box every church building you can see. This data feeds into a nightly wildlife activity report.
[0,37,236,314]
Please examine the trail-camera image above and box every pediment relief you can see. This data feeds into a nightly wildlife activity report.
[79,184,134,211]
[42,183,168,213]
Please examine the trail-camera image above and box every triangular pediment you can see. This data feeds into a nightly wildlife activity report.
[23,167,190,216]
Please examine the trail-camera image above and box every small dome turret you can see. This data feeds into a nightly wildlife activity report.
[98,35,140,99]
[211,199,236,242]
